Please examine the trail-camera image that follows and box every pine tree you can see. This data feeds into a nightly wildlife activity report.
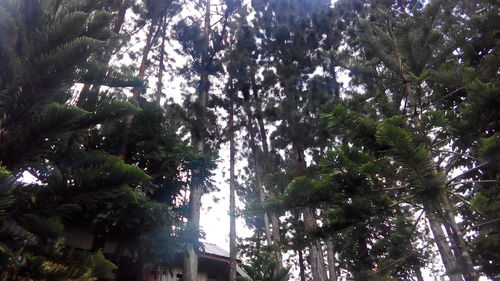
[173,0,241,279]
[250,0,342,279]
[321,0,498,279]
[0,0,193,279]
[0,0,141,278]
[223,6,279,278]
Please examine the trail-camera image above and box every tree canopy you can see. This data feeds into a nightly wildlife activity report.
[0,0,498,281]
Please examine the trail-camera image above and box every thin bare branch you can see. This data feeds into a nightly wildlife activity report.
[447,191,487,218]
[421,85,467,113]
[446,162,490,184]
[448,180,499,186]
[467,217,500,230]
[431,149,481,161]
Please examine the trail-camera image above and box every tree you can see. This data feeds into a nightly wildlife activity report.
[249,0,341,279]
[0,1,197,280]
[173,0,241,279]
[0,0,143,279]
[321,0,498,279]
[239,247,290,281]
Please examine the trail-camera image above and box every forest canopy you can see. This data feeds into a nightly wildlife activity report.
[0,0,498,281]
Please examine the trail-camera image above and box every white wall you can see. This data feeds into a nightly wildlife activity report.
[162,267,208,281]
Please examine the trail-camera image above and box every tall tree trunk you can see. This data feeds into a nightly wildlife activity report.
[325,237,337,281]
[73,1,130,157]
[293,143,328,281]
[400,55,474,279]
[426,212,463,281]
[259,174,273,246]
[303,207,328,281]
[183,1,211,280]
[101,2,127,65]
[229,91,237,281]
[138,21,158,79]
[270,211,283,269]
[134,18,160,99]
[117,17,161,159]
[183,187,202,281]
[156,16,167,107]
[251,82,282,268]
[242,92,273,246]
[441,194,478,281]
[298,249,306,281]
[415,267,425,281]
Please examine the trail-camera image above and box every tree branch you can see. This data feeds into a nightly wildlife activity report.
[431,149,481,161]
[447,191,487,218]
[445,162,490,184]
[448,180,499,186]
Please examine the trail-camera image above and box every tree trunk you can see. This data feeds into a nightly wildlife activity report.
[156,16,167,107]
[426,212,463,281]
[242,94,273,246]
[298,249,306,281]
[183,244,198,281]
[229,91,237,281]
[325,237,337,281]
[303,207,328,281]
[183,186,202,281]
[117,17,161,159]
[134,18,160,99]
[415,267,425,281]
[138,20,158,79]
[441,194,478,281]
[183,1,211,280]
[260,175,273,246]
[293,143,328,281]
[270,211,283,268]
[251,82,283,268]
[100,3,127,65]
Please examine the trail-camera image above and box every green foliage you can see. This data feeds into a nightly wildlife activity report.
[375,118,445,199]
[323,105,379,150]
[453,80,500,149]
[0,0,198,280]
[0,166,13,218]
[91,251,118,279]
[240,247,289,281]
[1,0,497,280]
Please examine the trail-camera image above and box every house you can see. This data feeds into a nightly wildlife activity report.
[61,227,251,281]
[144,242,252,281]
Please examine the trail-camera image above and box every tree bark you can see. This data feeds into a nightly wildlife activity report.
[298,249,306,281]
[260,175,273,246]
[229,91,237,281]
[415,267,425,281]
[156,16,167,107]
[183,1,211,280]
[270,211,283,268]
[303,207,328,281]
[441,194,478,281]
[426,212,463,281]
[117,16,161,159]
[100,3,127,65]
[242,94,273,246]
[293,143,328,281]
[251,82,283,268]
[325,237,337,281]
[138,21,158,79]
